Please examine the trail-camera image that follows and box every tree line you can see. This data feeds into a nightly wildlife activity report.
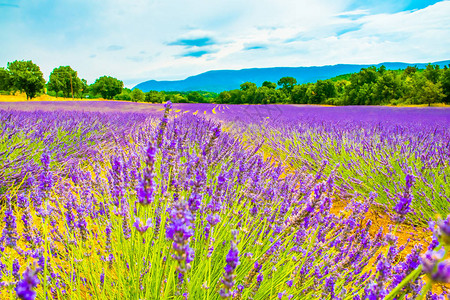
[216,65,450,106]
[0,60,218,103]
[1,60,449,106]
[0,60,126,100]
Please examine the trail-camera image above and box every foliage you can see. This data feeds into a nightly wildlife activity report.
[145,90,165,103]
[48,66,83,98]
[277,76,297,95]
[7,60,46,100]
[91,76,123,100]
[0,68,11,91]
[215,64,450,106]
[130,88,145,102]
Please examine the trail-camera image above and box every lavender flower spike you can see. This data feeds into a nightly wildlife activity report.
[220,240,240,298]
[15,268,40,300]
[166,200,195,279]
[421,249,450,283]
[392,173,415,223]
[137,143,156,205]
[438,215,450,245]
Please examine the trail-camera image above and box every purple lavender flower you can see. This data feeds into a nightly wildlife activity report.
[421,249,450,283]
[15,268,40,300]
[166,201,195,278]
[17,194,28,209]
[324,276,336,299]
[100,269,105,289]
[438,215,450,244]
[137,143,156,205]
[392,173,415,223]
[12,259,20,280]
[38,152,53,193]
[220,240,240,298]
[156,101,172,147]
[164,100,173,109]
[286,280,293,288]
[2,199,18,247]
[133,217,152,235]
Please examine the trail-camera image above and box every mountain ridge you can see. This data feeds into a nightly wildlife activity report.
[133,60,450,93]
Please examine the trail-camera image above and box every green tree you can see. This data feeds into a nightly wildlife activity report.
[80,79,89,98]
[113,88,132,101]
[0,68,11,91]
[48,66,82,98]
[441,66,450,103]
[145,91,165,103]
[240,82,257,92]
[262,81,277,89]
[187,91,205,103]
[404,66,417,76]
[409,73,445,106]
[291,84,309,104]
[7,60,46,100]
[372,71,404,105]
[166,93,187,103]
[423,64,441,84]
[240,82,257,103]
[217,91,231,104]
[344,67,379,105]
[277,77,297,95]
[91,76,123,100]
[131,88,145,102]
[312,80,337,104]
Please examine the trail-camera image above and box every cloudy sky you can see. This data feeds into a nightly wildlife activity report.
[0,0,449,88]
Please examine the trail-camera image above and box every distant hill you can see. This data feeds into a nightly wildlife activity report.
[133,60,450,93]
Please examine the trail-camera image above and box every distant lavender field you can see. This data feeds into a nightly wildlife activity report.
[2,101,450,299]
[2,101,449,124]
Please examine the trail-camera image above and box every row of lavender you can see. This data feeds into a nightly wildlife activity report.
[0,103,449,299]
[206,104,450,225]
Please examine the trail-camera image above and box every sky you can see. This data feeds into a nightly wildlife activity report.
[0,0,449,88]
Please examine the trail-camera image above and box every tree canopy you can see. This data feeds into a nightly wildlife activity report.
[91,76,123,100]
[48,66,83,98]
[7,60,46,100]
[0,68,11,91]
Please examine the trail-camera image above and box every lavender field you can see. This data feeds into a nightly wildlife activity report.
[1,101,450,299]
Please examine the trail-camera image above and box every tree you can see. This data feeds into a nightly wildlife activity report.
[217,91,231,104]
[48,66,82,98]
[262,81,277,89]
[291,84,309,104]
[91,76,123,99]
[0,68,11,91]
[423,64,441,84]
[277,77,297,95]
[80,79,89,98]
[187,91,205,103]
[410,74,445,106]
[404,66,417,76]
[312,80,337,104]
[145,91,165,103]
[372,71,404,105]
[7,60,46,100]
[240,82,257,91]
[130,88,145,102]
[166,93,187,103]
[114,88,132,101]
[441,66,450,103]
